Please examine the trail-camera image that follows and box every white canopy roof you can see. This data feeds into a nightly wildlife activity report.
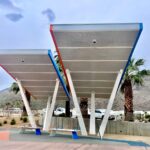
[0,50,68,100]
[0,23,142,100]
[51,23,142,99]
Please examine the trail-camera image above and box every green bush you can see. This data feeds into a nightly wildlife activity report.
[22,117,28,123]
[145,114,150,119]
[0,122,2,126]
[20,117,23,120]
[10,119,16,125]
[3,120,7,124]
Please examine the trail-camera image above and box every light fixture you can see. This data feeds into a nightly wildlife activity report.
[92,39,97,44]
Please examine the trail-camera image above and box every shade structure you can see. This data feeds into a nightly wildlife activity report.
[0,23,142,101]
[50,23,143,99]
[0,50,68,100]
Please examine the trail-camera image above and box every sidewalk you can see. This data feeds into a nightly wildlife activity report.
[104,134,150,145]
[0,141,149,150]
[0,129,150,149]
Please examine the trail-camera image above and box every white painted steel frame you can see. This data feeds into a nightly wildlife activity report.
[47,79,59,130]
[51,23,141,99]
[16,79,37,128]
[66,69,87,136]
[43,96,51,131]
[89,91,96,135]
[99,69,123,139]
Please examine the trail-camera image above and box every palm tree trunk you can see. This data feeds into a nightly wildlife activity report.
[66,85,71,117]
[80,97,88,118]
[65,100,70,117]
[124,79,134,121]
[22,90,31,116]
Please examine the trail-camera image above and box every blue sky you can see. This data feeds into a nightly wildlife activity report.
[0,0,150,90]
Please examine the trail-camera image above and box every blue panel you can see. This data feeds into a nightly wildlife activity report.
[48,50,70,100]
[118,23,143,87]
[72,131,79,139]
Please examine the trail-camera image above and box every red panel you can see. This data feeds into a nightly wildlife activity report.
[50,25,70,91]
[0,64,16,80]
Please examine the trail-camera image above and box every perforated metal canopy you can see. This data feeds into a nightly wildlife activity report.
[0,50,68,100]
[50,23,142,99]
[0,23,142,101]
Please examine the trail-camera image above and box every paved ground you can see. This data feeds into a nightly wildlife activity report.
[104,134,150,145]
[0,129,150,149]
[0,141,149,150]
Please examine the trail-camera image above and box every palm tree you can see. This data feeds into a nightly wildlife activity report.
[10,82,30,116]
[9,82,19,94]
[121,59,150,121]
[5,102,12,117]
[54,54,70,117]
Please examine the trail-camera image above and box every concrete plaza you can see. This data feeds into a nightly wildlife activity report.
[0,129,150,150]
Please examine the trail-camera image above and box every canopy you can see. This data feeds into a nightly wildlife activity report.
[0,50,67,100]
[0,23,142,100]
[50,23,142,99]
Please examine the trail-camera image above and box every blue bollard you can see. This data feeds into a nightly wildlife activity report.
[72,131,78,139]
[35,128,41,135]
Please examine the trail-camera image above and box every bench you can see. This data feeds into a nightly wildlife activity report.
[49,128,80,139]
[20,126,42,135]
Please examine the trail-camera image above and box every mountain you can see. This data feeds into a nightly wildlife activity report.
[95,76,150,111]
[0,88,47,109]
[87,76,150,111]
[0,88,22,108]
[0,76,150,110]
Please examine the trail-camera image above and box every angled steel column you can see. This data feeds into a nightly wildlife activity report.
[89,91,96,135]
[16,79,37,128]
[48,50,70,100]
[43,96,51,131]
[47,79,59,129]
[66,69,87,136]
[99,69,123,139]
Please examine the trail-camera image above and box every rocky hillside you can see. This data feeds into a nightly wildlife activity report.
[0,76,150,110]
[0,88,47,110]
[113,76,150,111]
[93,76,150,111]
[0,88,22,108]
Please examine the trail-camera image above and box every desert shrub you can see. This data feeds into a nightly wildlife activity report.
[22,117,28,123]
[10,119,16,125]
[145,114,150,119]
[0,122,2,126]
[145,114,150,122]
[3,120,7,124]
[20,117,23,120]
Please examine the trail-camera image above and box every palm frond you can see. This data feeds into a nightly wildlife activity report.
[121,58,149,89]
[135,59,145,66]
[9,82,20,94]
[132,75,143,86]
[139,69,150,77]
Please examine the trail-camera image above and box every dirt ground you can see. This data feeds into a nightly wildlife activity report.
[0,116,40,128]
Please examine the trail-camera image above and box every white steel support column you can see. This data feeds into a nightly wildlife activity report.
[47,79,59,129]
[16,79,37,128]
[89,91,96,135]
[66,69,87,136]
[99,69,123,139]
[43,96,51,131]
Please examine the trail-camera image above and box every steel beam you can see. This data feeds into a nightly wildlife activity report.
[48,50,70,100]
[66,69,87,136]
[16,79,37,128]
[99,69,123,139]
[47,79,59,129]
[89,91,96,135]
[43,96,51,131]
